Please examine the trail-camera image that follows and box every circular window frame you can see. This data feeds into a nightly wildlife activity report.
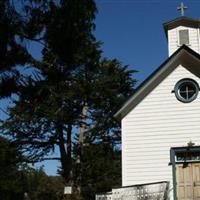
[174,78,199,103]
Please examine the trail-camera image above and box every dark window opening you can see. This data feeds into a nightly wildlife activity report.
[179,29,189,45]
[176,152,200,162]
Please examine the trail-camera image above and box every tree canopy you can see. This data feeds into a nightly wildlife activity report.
[0,0,137,199]
[0,136,66,200]
[0,136,24,200]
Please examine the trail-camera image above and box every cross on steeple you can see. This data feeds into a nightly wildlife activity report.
[177,2,188,16]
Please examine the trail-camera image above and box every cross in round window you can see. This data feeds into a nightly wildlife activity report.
[174,79,199,103]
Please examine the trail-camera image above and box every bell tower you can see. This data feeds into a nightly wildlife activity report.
[163,3,200,56]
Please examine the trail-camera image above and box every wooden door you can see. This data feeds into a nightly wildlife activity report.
[177,163,193,200]
[176,163,200,200]
[192,164,200,200]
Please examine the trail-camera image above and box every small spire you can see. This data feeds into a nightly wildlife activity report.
[177,2,188,16]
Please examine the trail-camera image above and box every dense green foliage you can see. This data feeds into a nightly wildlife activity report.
[78,144,121,199]
[0,0,137,199]
[19,169,66,200]
[0,136,66,200]
[0,136,24,200]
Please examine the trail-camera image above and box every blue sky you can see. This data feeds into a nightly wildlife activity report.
[95,0,200,84]
[2,1,200,175]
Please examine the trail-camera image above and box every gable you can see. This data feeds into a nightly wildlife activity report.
[114,46,200,120]
[126,65,200,120]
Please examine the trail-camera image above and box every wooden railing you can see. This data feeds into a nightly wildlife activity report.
[96,181,170,200]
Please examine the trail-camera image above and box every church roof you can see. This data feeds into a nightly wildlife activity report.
[163,16,200,37]
[114,45,200,120]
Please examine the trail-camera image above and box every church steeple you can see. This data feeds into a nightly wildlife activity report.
[163,4,200,56]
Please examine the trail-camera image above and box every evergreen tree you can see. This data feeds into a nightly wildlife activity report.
[0,137,66,200]
[0,136,26,200]
[0,0,137,198]
[19,168,66,200]
[0,0,48,98]
[74,143,121,200]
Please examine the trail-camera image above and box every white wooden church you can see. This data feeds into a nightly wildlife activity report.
[97,4,200,200]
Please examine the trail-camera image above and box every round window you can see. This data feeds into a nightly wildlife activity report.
[174,79,199,103]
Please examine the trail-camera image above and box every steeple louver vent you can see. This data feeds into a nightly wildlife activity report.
[179,29,189,45]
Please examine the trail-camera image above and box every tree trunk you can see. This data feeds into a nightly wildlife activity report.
[57,122,72,182]
[77,103,88,195]
[66,124,72,181]
[79,103,88,144]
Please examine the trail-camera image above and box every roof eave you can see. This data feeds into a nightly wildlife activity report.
[163,16,200,38]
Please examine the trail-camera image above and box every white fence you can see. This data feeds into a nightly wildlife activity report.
[96,192,112,200]
[96,181,169,200]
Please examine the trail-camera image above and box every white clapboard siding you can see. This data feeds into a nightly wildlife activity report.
[168,26,200,56]
[122,65,200,189]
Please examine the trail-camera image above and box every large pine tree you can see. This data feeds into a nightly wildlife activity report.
[0,1,137,199]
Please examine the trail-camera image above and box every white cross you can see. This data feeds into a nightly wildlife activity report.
[177,2,188,16]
